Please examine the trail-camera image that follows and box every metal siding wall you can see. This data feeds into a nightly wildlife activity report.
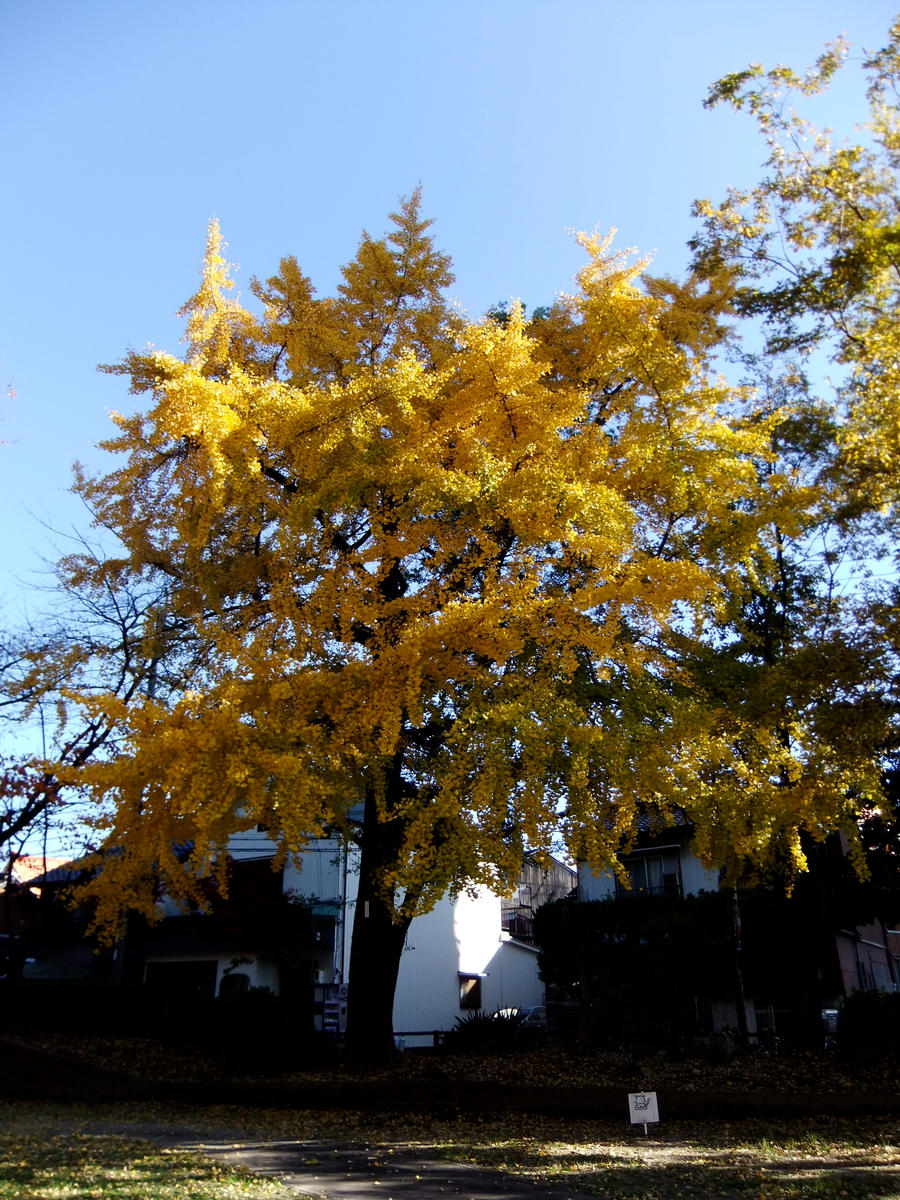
[393,896,459,1037]
[483,941,543,1013]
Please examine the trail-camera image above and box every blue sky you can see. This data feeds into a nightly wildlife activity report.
[1,0,896,623]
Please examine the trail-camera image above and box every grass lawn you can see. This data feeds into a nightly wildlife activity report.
[434,1115,900,1198]
[1,1101,897,1200]
[0,1104,307,1200]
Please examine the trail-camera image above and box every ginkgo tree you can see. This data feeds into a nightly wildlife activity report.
[690,16,900,513]
[27,190,879,1058]
[686,16,900,882]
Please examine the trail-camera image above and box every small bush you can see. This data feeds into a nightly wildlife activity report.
[441,1009,523,1054]
[664,1033,736,1064]
[212,986,318,1075]
[837,989,900,1056]
[1,979,152,1036]
[0,977,328,1077]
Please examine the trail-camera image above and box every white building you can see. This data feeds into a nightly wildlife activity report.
[143,828,574,1046]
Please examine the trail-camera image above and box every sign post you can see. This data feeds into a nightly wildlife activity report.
[627,1091,659,1136]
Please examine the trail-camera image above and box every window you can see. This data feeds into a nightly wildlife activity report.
[459,974,482,1010]
[144,959,218,996]
[616,850,682,898]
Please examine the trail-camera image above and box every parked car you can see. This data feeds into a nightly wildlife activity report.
[517,1005,547,1036]
[493,1004,547,1042]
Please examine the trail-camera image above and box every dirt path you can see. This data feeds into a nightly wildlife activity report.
[189,1135,599,1198]
[153,1125,599,1200]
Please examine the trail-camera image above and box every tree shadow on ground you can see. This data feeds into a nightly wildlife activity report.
[435,1140,900,1200]
[0,1132,287,1200]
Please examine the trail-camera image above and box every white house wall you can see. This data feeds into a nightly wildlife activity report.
[577,863,615,902]
[282,839,345,906]
[390,894,458,1041]
[227,828,277,861]
[228,830,346,906]
[681,853,720,896]
[492,937,544,1009]
[388,887,544,1046]
[222,834,546,1038]
[338,866,545,1044]
[454,888,543,1013]
[142,952,280,997]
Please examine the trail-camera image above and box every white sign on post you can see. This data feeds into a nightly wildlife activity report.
[627,1091,659,1134]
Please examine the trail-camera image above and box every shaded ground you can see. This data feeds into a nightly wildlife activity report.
[3,1032,898,1121]
[175,1136,601,1199]
[175,1118,900,1200]
[11,1031,900,1094]
[2,1102,898,1200]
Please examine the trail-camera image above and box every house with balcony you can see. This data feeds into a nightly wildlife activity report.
[138,829,576,1046]
[578,820,718,904]
[573,816,899,1045]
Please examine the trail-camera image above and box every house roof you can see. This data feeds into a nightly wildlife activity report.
[634,809,690,834]
[8,854,70,885]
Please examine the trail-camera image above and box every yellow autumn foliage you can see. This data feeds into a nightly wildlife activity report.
[49,190,873,943]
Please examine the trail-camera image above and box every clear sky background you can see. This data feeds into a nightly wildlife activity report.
[1,0,897,626]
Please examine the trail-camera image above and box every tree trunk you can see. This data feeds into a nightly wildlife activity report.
[732,884,750,1044]
[344,783,413,1064]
